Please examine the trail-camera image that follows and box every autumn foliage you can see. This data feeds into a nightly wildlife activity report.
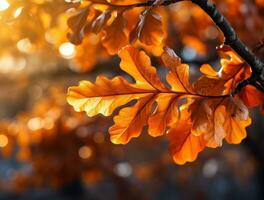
[1,0,264,170]
[62,0,264,165]
[67,44,258,164]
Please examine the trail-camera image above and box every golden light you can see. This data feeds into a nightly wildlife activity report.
[42,117,54,130]
[78,146,93,159]
[27,117,43,131]
[0,0,9,12]
[17,38,33,54]
[59,42,76,59]
[13,6,23,18]
[0,134,8,148]
[0,55,26,74]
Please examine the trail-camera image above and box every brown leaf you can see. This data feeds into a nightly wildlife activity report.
[130,9,164,46]
[91,10,112,34]
[102,13,128,55]
[67,7,90,45]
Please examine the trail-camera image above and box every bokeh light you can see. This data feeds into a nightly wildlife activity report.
[0,134,8,147]
[78,146,93,159]
[0,0,9,12]
[59,42,76,59]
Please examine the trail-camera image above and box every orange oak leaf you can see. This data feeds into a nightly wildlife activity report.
[182,45,252,148]
[102,13,128,55]
[188,96,251,148]
[162,47,193,93]
[189,99,213,136]
[109,95,155,144]
[168,119,206,165]
[68,46,253,164]
[148,93,179,137]
[67,1,167,55]
[130,9,165,46]
[189,99,226,148]
[199,64,218,77]
[224,97,252,144]
[67,46,187,144]
[119,46,168,91]
[239,85,264,108]
[167,106,207,165]
[193,45,251,96]
[202,105,226,148]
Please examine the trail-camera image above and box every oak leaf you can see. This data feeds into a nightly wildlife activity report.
[68,46,184,144]
[68,46,253,164]
[67,7,90,45]
[130,9,165,46]
[162,47,193,93]
[239,85,264,109]
[102,13,128,55]
[67,1,167,54]
[168,120,206,165]
[224,97,252,144]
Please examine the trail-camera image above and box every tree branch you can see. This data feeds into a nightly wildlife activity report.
[170,0,264,92]
[88,0,180,8]
[190,0,264,92]
[89,0,264,92]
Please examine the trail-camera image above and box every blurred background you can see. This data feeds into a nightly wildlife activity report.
[0,0,264,199]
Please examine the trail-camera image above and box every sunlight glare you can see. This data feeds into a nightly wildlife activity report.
[59,42,76,59]
[17,38,33,54]
[13,6,23,18]
[0,0,9,12]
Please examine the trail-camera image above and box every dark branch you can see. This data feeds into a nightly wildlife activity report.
[191,0,263,73]
[190,0,264,93]
[89,0,264,92]
[88,0,180,8]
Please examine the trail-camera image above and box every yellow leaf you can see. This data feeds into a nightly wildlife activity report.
[67,76,150,117]
[119,46,168,91]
